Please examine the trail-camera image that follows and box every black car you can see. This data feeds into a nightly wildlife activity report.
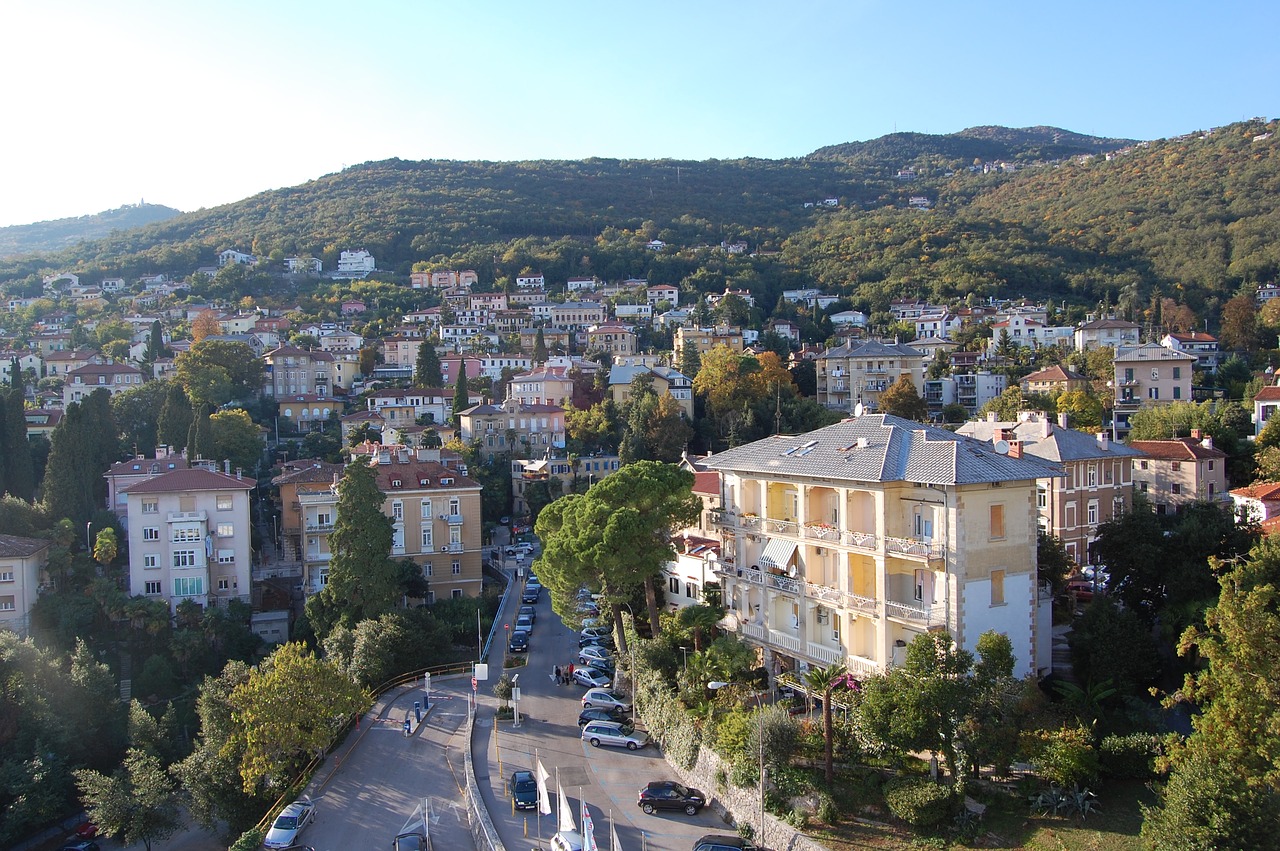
[578,705,625,726]
[58,843,100,851]
[508,630,530,653]
[521,587,540,604]
[691,835,757,851]
[586,657,616,677]
[510,769,538,810]
[637,780,706,816]
[392,831,429,851]
[579,634,614,649]
[518,605,537,624]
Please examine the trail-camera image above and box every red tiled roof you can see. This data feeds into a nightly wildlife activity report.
[1022,365,1087,383]
[693,471,720,496]
[1255,385,1280,402]
[1128,438,1228,460]
[1230,482,1280,501]
[121,467,253,493]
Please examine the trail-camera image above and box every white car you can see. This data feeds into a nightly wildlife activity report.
[572,668,611,689]
[581,688,631,712]
[580,626,612,642]
[578,645,613,665]
[581,719,649,750]
[263,797,315,848]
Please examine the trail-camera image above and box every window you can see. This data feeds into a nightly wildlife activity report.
[685,582,696,599]
[421,499,432,519]
[1087,500,1099,526]
[1036,486,1048,510]
[173,526,202,543]
[427,591,436,604]
[217,578,230,591]
[143,527,159,541]
[141,499,158,514]
[0,571,12,583]
[1208,483,1216,497]
[423,562,433,577]
[1173,367,1182,379]
[392,501,404,520]
[143,554,158,569]
[1173,386,1182,399]
[144,581,161,595]
[1141,481,1149,493]
[1124,368,1134,381]
[217,550,235,564]
[1171,461,1181,471]
[1140,459,1149,470]
[172,550,197,568]
[669,576,680,594]
[421,528,433,549]
[451,589,463,599]
[990,569,1005,606]
[0,596,13,612]
[989,504,1005,540]
[1149,387,1160,400]
[216,494,233,511]
[1087,465,1097,487]
[452,560,461,575]
[449,527,461,546]
[449,497,460,515]
[1208,460,1215,471]
[174,577,204,597]
[1172,483,1182,495]
[217,523,234,537]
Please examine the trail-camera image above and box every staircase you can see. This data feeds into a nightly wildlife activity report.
[119,654,133,703]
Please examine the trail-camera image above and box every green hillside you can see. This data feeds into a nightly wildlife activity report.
[0,203,182,259]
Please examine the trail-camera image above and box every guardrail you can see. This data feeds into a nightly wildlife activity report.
[465,702,508,851]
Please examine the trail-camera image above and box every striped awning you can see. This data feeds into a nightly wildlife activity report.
[759,538,797,570]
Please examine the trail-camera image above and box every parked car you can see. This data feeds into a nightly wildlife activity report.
[521,587,540,604]
[578,645,613,665]
[582,688,631,712]
[516,614,534,632]
[578,706,626,726]
[637,780,706,815]
[550,831,585,851]
[581,720,649,750]
[508,629,530,653]
[518,605,537,624]
[500,516,511,525]
[585,658,616,677]
[580,626,612,642]
[692,836,758,851]
[1067,574,1095,604]
[572,668,611,688]
[264,797,316,849]
[580,616,609,630]
[392,831,429,850]
[510,769,538,810]
[57,843,100,851]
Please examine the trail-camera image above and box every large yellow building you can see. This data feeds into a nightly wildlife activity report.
[705,413,1058,680]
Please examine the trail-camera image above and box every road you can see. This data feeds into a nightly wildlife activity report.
[476,576,734,851]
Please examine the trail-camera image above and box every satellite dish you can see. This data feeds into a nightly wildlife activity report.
[787,564,798,578]
[853,402,865,418]
[993,439,1010,455]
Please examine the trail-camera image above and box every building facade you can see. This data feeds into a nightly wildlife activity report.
[1129,433,1230,514]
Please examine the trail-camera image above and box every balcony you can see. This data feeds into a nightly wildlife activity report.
[807,641,845,666]
[884,536,945,562]
[743,622,765,641]
[844,592,879,615]
[444,542,464,554]
[167,511,206,523]
[768,628,802,653]
[305,522,334,533]
[767,573,801,595]
[766,518,797,535]
[844,529,878,551]
[805,582,842,606]
[846,654,881,678]
[801,522,841,542]
[885,599,948,627]
[442,514,465,526]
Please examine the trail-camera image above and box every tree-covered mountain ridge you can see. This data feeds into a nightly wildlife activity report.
[0,203,182,259]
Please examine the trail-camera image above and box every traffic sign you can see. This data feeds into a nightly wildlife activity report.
[472,677,478,691]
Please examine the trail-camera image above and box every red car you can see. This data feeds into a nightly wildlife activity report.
[1067,576,1094,604]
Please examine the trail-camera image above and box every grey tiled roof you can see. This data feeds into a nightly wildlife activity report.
[704,414,1062,486]
[957,418,1144,463]
[820,340,923,359]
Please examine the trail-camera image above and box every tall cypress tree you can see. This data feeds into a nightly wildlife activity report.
[414,340,442,388]
[145,320,165,362]
[533,328,548,364]
[44,403,91,525]
[157,383,193,452]
[3,389,34,501]
[451,368,469,425]
[9,357,20,391]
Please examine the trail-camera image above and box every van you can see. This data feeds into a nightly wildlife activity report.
[550,830,585,851]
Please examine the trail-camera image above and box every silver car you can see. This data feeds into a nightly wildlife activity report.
[581,720,649,750]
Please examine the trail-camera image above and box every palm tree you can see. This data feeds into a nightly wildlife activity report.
[803,663,847,783]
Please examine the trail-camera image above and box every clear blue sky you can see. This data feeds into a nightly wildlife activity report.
[2,0,1275,228]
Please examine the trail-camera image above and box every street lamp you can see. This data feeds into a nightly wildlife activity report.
[619,602,639,721]
[85,521,92,554]
[679,646,691,672]
[711,681,765,843]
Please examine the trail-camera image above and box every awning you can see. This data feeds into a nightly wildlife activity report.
[759,538,797,570]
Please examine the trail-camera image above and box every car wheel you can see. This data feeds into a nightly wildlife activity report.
[641,802,656,815]
[590,738,600,747]
[627,741,639,750]
[584,701,594,708]
[685,804,698,815]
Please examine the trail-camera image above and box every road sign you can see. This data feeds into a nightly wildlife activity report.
[471,677,478,692]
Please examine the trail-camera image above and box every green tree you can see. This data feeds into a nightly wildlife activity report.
[1055,389,1104,430]
[1141,541,1280,848]
[3,387,34,500]
[414,340,443,387]
[1068,597,1161,699]
[451,368,469,425]
[1037,532,1074,596]
[75,748,182,851]
[679,338,701,379]
[306,458,397,636]
[43,392,118,528]
[93,527,118,566]
[226,642,369,791]
[877,374,928,421]
[1219,294,1261,352]
[209,409,264,476]
[533,327,548,364]
[110,379,170,458]
[145,319,165,362]
[803,663,847,783]
[157,382,193,452]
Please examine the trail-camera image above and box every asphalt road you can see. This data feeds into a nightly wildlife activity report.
[477,579,735,851]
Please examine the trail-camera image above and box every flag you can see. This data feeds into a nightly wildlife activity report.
[581,799,598,851]
[557,776,577,834]
[611,821,623,851]
[536,759,552,816]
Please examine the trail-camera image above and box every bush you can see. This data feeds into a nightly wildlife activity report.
[1030,726,1099,788]
[1099,733,1158,779]
[816,792,838,825]
[229,828,265,851]
[883,776,953,828]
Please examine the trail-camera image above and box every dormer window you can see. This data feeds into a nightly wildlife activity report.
[441,477,454,485]
[391,479,403,488]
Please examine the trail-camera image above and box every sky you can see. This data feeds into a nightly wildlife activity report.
[1,0,1276,228]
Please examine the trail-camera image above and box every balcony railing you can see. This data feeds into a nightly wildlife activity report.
[442,514,465,526]
[805,582,842,605]
[768,628,802,653]
[844,592,879,615]
[844,530,878,551]
[304,522,334,533]
[743,622,765,641]
[885,599,948,627]
[802,523,841,542]
[766,518,796,535]
[767,573,801,595]
[884,536,945,561]
[444,542,464,554]
[807,641,845,666]
[167,511,206,523]
[846,654,881,678]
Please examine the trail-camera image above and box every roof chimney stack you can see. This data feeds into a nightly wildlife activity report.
[1190,429,1202,440]
[223,459,231,474]
[1008,439,1023,459]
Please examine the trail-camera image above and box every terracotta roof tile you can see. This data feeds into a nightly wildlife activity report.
[122,467,253,494]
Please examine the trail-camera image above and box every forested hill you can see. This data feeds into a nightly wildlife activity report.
[808,125,1138,167]
[0,203,181,259]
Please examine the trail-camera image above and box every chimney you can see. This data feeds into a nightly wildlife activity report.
[1202,435,1214,450]
[993,427,1007,443]
[1097,430,1110,450]
[1008,440,1023,459]
[223,459,231,474]
[236,467,242,480]
[1057,412,1069,429]
[1190,429,1202,440]
[986,411,997,423]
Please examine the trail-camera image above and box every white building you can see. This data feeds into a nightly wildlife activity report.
[336,250,376,278]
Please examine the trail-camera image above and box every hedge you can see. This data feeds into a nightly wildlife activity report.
[883,776,952,828]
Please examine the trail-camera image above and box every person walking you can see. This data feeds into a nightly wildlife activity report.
[553,665,562,685]
[567,662,575,683]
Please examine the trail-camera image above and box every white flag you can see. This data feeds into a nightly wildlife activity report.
[536,759,552,816]
[581,799,598,851]
[557,777,577,834]
[611,821,622,851]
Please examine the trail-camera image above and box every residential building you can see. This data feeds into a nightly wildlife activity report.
[674,326,745,361]
[0,534,50,637]
[273,460,346,565]
[285,256,322,274]
[586,322,638,357]
[263,346,334,397]
[1254,377,1280,436]
[1020,365,1090,397]
[380,336,423,370]
[566,276,597,292]
[704,413,1058,680]
[336,250,376,278]
[63,362,144,405]
[44,348,101,374]
[277,395,340,434]
[988,316,1073,351]
[519,327,571,354]
[608,363,695,419]
[1112,343,1197,439]
[646,284,679,308]
[1160,332,1221,374]
[366,388,452,428]
[511,455,622,515]
[1074,317,1140,351]
[457,400,566,461]
[122,467,254,610]
[104,449,191,521]
[516,273,546,289]
[1230,482,1280,524]
[507,367,575,407]
[22,408,62,440]
[1129,432,1230,514]
[218,249,257,267]
[318,329,364,351]
[815,340,924,412]
[959,412,1142,565]
[916,312,963,340]
[924,371,1007,417]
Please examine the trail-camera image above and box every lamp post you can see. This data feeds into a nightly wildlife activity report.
[85,521,92,554]
[619,602,638,721]
[711,681,765,843]
[679,646,690,672]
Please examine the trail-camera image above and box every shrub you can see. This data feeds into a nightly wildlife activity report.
[816,792,838,825]
[784,805,808,828]
[1099,733,1157,779]
[229,828,265,851]
[1031,726,1099,787]
[883,776,953,828]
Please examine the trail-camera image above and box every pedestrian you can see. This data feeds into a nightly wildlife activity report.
[554,665,562,685]
[567,662,575,682]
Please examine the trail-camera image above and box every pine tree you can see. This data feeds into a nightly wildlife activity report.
[44,403,93,526]
[9,357,20,391]
[451,369,469,425]
[533,328,548,364]
[188,404,215,462]
[157,383,193,452]
[3,389,34,501]
[145,320,165,362]
[414,340,443,388]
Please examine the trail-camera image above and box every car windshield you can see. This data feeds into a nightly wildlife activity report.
[515,779,536,791]
[273,815,298,830]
